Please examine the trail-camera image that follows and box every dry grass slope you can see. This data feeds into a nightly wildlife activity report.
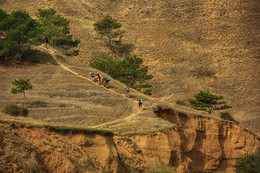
[1,0,259,135]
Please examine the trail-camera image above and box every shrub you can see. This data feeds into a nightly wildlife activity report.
[64,49,79,56]
[220,112,238,124]
[234,150,260,173]
[21,108,29,117]
[143,89,152,95]
[4,104,21,116]
[4,104,29,117]
[176,100,185,105]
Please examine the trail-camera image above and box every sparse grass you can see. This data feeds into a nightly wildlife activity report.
[220,112,238,124]
[148,158,176,173]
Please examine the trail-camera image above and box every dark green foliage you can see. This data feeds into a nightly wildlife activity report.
[234,150,260,173]
[90,53,153,94]
[220,112,238,124]
[94,15,123,50]
[37,8,80,50]
[4,104,29,117]
[0,9,42,61]
[188,91,232,114]
[11,78,33,94]
[43,124,113,136]
[11,78,33,108]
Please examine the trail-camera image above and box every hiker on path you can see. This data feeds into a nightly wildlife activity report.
[138,99,143,110]
[103,77,111,88]
[43,36,49,48]
[125,87,130,98]
[96,73,101,85]
[90,72,95,81]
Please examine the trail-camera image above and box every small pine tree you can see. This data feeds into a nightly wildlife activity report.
[11,78,33,108]
[93,15,123,50]
[188,91,232,114]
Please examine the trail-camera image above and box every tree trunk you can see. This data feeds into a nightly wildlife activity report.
[23,91,26,108]
[108,37,112,50]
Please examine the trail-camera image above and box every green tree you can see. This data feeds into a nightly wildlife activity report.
[0,9,42,61]
[234,150,260,173]
[93,15,123,50]
[37,8,80,50]
[188,91,232,114]
[90,54,153,93]
[11,78,33,108]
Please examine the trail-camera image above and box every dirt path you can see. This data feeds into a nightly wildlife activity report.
[39,46,153,128]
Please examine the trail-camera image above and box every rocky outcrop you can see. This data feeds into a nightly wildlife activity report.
[152,106,260,172]
[0,122,122,173]
[115,106,260,173]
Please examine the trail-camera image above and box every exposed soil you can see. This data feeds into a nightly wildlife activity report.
[0,0,260,172]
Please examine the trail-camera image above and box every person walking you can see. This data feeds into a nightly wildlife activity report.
[90,72,95,81]
[102,77,111,88]
[125,87,130,98]
[138,99,143,110]
[96,73,101,85]
[43,36,49,48]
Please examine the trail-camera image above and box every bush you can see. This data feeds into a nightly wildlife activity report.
[234,150,260,173]
[143,89,152,96]
[4,104,29,117]
[220,112,238,124]
[4,104,21,116]
[21,107,29,116]
[176,100,185,105]
[64,49,79,56]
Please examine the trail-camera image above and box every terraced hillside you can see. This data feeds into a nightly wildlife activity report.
[1,0,259,134]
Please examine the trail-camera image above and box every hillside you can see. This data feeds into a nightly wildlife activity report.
[0,0,260,172]
[1,0,259,134]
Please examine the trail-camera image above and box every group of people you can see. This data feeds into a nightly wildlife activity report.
[90,72,111,88]
[90,72,143,110]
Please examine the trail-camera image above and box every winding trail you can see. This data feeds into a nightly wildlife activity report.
[40,46,162,129]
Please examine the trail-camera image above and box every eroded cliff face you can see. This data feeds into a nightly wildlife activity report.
[0,122,122,173]
[0,109,259,173]
[115,106,260,173]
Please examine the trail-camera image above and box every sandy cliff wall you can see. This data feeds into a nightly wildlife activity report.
[0,122,122,172]
[152,106,260,172]
[115,106,260,173]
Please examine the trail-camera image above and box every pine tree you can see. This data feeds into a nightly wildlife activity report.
[93,15,123,50]
[188,91,232,114]
[11,78,33,108]
[0,9,42,61]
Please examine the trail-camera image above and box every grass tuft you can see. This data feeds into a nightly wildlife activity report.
[43,124,113,136]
